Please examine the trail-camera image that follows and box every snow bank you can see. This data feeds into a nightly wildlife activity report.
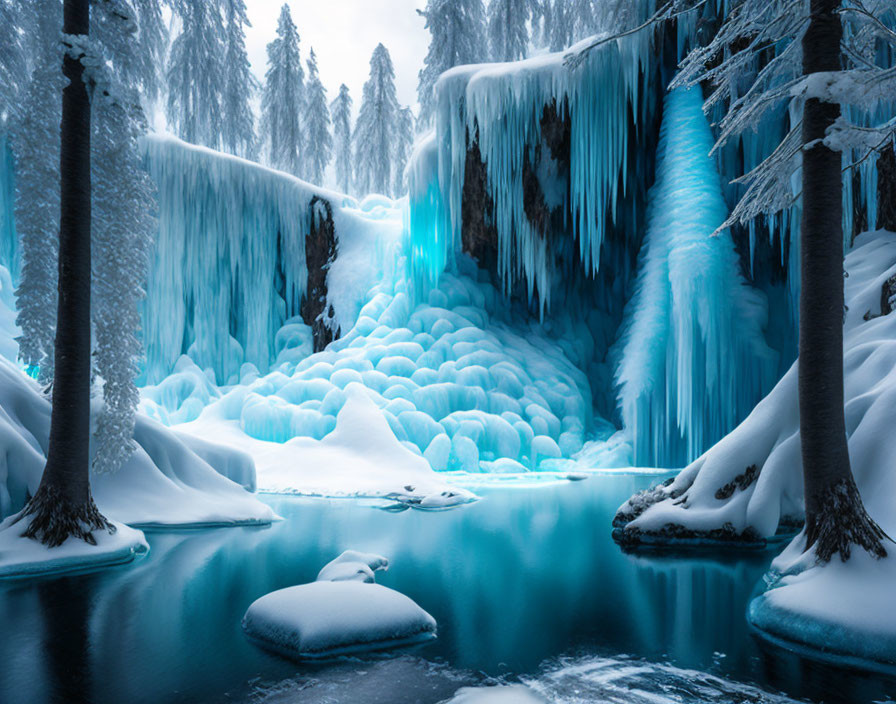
[614,230,896,547]
[242,550,436,659]
[0,351,273,527]
[0,514,147,579]
[749,537,896,668]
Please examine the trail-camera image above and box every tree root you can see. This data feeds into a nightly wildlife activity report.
[11,484,116,548]
[806,477,889,563]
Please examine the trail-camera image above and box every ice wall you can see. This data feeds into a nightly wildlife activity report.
[408,29,659,313]
[614,88,777,468]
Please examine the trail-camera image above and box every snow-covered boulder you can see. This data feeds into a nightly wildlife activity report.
[613,230,896,547]
[242,551,436,659]
[444,685,547,703]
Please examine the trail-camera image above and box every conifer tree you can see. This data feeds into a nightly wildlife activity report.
[261,4,305,176]
[488,0,530,61]
[303,49,332,185]
[166,0,227,148]
[221,0,257,158]
[355,44,399,196]
[330,84,353,194]
[393,106,415,196]
[417,0,487,126]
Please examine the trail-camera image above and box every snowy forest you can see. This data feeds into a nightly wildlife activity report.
[1,0,896,702]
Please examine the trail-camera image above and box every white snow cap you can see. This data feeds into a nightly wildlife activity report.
[445,685,548,703]
[242,550,436,659]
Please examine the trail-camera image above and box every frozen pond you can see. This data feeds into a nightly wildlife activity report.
[0,473,893,703]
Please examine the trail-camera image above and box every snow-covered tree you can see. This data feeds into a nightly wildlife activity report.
[221,0,257,158]
[417,0,487,126]
[549,0,574,51]
[166,0,226,148]
[488,0,530,62]
[90,0,157,476]
[303,49,332,185]
[128,0,169,111]
[330,84,353,194]
[260,4,305,176]
[355,44,400,196]
[392,107,415,196]
[0,0,33,127]
[570,0,596,42]
[13,3,64,385]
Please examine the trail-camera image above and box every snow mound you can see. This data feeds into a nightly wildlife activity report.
[748,539,896,668]
[444,685,547,703]
[613,230,896,547]
[242,551,436,659]
[0,514,148,579]
[0,352,273,528]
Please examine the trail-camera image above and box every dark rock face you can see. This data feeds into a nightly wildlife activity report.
[460,101,572,302]
[461,136,499,273]
[302,196,339,352]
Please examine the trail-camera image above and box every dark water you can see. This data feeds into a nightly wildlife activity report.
[0,474,894,704]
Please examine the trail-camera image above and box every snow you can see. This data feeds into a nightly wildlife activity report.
[242,550,436,659]
[0,316,273,527]
[0,513,148,579]
[446,685,547,703]
[613,87,777,468]
[749,537,896,668]
[615,230,896,545]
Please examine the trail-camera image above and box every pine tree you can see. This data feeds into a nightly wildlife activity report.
[549,0,574,51]
[392,107,415,197]
[166,0,226,148]
[330,84,353,194]
[128,0,169,111]
[303,49,332,185]
[261,4,305,176]
[15,0,116,547]
[221,0,257,158]
[355,44,399,196]
[488,0,530,62]
[570,0,596,42]
[90,0,157,476]
[13,4,64,386]
[0,0,31,127]
[417,0,488,127]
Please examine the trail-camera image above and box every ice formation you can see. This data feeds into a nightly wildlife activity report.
[614,87,777,468]
[614,230,896,546]
[409,30,660,310]
[242,551,436,659]
[154,260,595,480]
[140,134,404,385]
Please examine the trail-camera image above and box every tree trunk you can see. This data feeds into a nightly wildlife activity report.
[799,0,886,562]
[14,0,113,547]
[877,142,896,232]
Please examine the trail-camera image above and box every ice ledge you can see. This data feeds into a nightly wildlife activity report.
[0,514,149,580]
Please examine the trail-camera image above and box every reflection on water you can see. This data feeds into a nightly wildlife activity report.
[0,475,893,703]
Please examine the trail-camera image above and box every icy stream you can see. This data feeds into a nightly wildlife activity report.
[0,475,893,704]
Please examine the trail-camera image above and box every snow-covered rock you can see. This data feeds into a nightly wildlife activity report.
[444,685,547,703]
[614,230,896,547]
[242,551,436,659]
[0,513,148,579]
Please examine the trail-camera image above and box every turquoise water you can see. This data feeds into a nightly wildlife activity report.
[0,474,893,703]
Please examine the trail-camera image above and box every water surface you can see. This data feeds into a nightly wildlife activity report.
[0,474,893,703]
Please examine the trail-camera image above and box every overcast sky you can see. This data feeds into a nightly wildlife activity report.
[243,1,430,116]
